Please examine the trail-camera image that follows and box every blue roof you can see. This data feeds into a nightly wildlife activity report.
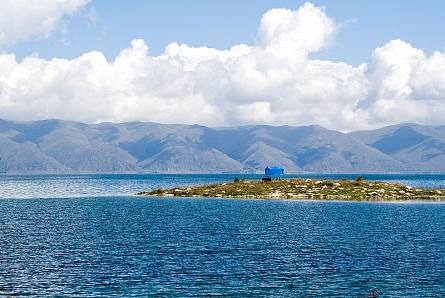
[265,166,284,170]
[265,166,284,176]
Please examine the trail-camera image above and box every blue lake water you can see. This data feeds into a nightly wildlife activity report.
[0,174,444,296]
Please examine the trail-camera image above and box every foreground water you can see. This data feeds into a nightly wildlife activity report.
[0,174,444,296]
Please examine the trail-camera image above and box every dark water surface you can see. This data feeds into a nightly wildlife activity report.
[0,174,444,296]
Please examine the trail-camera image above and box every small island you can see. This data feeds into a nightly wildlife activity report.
[137,177,445,201]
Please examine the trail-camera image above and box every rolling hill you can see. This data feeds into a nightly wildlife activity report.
[0,118,443,173]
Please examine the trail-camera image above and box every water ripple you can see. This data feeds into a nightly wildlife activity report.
[0,197,444,296]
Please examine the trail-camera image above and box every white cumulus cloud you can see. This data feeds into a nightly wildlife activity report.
[0,0,89,46]
[0,2,444,131]
[357,39,445,127]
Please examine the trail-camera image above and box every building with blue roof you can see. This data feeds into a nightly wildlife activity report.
[264,166,284,179]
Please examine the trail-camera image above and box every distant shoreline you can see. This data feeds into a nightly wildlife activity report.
[2,172,445,175]
[137,178,445,202]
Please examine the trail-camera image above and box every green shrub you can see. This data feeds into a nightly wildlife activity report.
[323,181,335,187]
[153,188,164,195]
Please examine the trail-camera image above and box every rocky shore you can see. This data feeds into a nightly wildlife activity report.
[137,178,445,201]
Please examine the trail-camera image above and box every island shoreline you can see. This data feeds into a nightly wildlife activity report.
[138,195,445,204]
[137,178,445,202]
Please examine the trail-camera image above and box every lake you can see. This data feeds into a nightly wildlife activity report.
[0,174,444,296]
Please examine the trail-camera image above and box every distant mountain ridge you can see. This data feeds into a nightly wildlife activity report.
[0,118,444,173]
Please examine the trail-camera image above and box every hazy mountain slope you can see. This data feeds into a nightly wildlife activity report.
[206,125,406,172]
[290,126,408,172]
[24,121,138,171]
[115,123,243,171]
[0,118,444,173]
[392,139,445,172]
[239,142,301,171]
[203,125,313,171]
[0,134,65,172]
[138,145,243,172]
[350,124,445,172]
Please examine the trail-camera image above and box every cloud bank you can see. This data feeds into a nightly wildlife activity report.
[0,0,89,46]
[0,2,444,130]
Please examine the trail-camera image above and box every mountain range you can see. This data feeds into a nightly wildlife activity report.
[0,118,444,173]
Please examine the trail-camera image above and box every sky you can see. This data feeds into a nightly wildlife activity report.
[0,0,444,131]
